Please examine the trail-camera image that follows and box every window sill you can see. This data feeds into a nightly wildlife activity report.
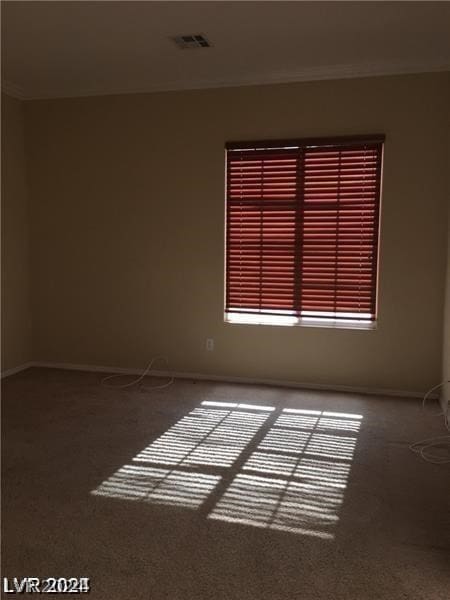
[224,313,377,331]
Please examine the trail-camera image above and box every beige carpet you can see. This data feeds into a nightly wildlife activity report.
[2,367,449,599]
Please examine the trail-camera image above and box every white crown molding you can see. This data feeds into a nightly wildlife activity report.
[14,360,430,399]
[8,59,450,101]
[1,80,28,100]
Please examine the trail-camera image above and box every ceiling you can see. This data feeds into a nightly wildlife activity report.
[2,1,450,100]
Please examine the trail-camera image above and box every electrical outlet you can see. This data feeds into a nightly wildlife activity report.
[206,338,214,352]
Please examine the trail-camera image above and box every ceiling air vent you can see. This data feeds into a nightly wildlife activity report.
[172,34,211,49]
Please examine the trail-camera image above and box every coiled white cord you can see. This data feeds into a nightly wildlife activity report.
[409,380,450,464]
[422,381,449,419]
[101,356,174,392]
[409,435,450,464]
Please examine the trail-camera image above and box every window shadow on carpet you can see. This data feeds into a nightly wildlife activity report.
[91,400,362,540]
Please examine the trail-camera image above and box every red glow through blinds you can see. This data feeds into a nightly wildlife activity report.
[225,136,384,321]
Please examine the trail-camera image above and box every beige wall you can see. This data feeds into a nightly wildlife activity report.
[24,73,449,393]
[442,208,450,410]
[1,94,32,372]
[440,99,450,413]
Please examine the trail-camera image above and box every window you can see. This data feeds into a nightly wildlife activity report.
[225,135,384,327]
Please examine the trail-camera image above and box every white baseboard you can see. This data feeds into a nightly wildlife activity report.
[29,360,429,399]
[1,362,34,379]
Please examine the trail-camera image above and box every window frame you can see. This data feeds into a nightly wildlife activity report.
[224,135,384,329]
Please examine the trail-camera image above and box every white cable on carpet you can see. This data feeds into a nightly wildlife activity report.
[421,380,449,417]
[409,435,450,464]
[101,356,174,392]
[409,380,450,464]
